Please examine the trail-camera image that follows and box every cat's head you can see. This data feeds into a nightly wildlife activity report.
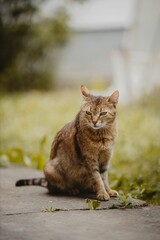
[81,85,119,130]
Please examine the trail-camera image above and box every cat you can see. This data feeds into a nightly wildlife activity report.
[16,85,119,201]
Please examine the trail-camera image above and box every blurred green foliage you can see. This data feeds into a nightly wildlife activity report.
[0,90,160,205]
[0,0,70,91]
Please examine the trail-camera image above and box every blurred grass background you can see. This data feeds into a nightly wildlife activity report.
[0,89,160,205]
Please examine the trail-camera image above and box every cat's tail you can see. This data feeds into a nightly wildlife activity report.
[15,178,48,188]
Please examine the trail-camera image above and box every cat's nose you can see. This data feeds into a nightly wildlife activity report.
[92,120,97,126]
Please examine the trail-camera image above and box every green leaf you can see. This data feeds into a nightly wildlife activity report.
[42,207,68,212]
[85,199,101,210]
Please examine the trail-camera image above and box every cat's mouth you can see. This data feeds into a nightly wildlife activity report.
[90,123,106,130]
[92,126,102,130]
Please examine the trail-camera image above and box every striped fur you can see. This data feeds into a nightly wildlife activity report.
[16,178,48,188]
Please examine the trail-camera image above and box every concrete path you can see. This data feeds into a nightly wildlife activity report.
[0,166,160,240]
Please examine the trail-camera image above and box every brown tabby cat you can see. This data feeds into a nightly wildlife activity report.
[16,85,119,201]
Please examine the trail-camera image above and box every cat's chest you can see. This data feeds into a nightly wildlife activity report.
[97,140,113,167]
[82,130,114,154]
[96,137,113,151]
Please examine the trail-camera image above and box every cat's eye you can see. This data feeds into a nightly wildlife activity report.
[86,111,92,115]
[100,112,108,116]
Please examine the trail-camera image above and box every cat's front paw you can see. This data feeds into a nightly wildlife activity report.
[108,189,119,197]
[97,191,110,201]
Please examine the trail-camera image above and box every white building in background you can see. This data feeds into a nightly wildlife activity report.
[41,0,160,103]
[110,0,160,103]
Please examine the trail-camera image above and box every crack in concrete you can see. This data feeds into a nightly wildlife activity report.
[2,205,147,217]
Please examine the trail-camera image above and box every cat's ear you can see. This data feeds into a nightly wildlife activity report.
[108,90,119,105]
[81,85,91,101]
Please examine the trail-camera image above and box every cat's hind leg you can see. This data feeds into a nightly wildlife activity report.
[44,159,66,193]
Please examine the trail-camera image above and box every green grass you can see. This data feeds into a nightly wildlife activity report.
[0,89,160,205]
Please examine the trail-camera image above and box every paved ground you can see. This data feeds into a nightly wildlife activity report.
[0,166,160,240]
